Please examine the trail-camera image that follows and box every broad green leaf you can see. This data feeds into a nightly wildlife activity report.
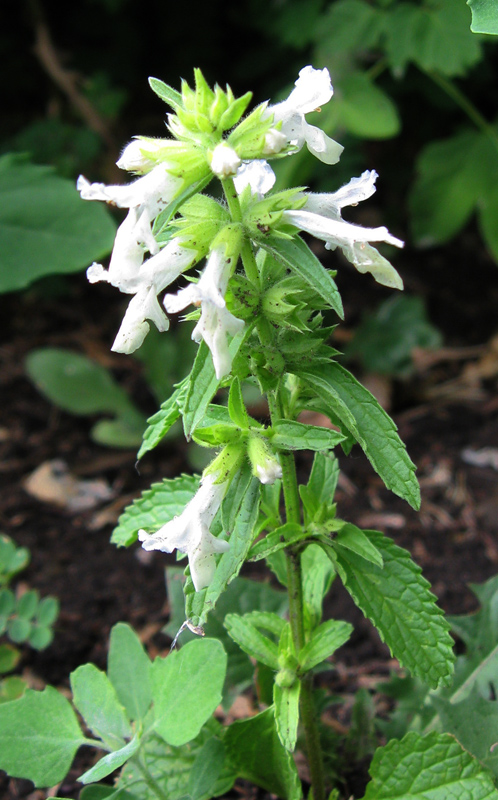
[118,722,235,800]
[274,682,300,752]
[111,473,199,547]
[346,295,442,378]
[301,362,420,509]
[384,0,481,77]
[70,664,132,749]
[333,523,384,568]
[183,334,245,439]
[468,0,498,33]
[165,570,287,709]
[302,544,335,627]
[28,625,53,650]
[225,707,302,800]
[186,477,261,626]
[272,419,345,451]
[137,379,188,460]
[334,529,454,689]
[314,0,384,54]
[299,619,353,672]
[360,731,498,800]
[332,72,400,139]
[224,614,279,669]
[151,638,226,746]
[0,686,88,787]
[79,734,140,784]
[108,623,152,723]
[409,129,498,248]
[25,348,146,448]
[0,154,115,293]
[7,617,31,643]
[187,736,226,800]
[262,236,344,319]
[431,689,498,777]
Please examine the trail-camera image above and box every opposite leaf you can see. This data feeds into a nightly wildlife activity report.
[70,664,132,750]
[361,731,498,800]
[334,530,454,689]
[107,623,152,723]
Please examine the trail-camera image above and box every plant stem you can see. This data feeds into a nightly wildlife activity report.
[222,177,327,800]
[134,756,169,800]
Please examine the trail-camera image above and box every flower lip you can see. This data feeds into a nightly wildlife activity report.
[210,142,242,178]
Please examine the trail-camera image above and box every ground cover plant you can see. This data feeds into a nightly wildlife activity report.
[1,55,498,800]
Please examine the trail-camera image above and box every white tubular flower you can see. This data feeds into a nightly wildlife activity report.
[256,458,283,485]
[210,143,242,178]
[268,66,343,165]
[164,247,244,379]
[138,473,229,591]
[282,170,404,290]
[233,160,276,197]
[116,138,168,173]
[263,128,288,156]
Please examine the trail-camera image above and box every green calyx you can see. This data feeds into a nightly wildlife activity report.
[242,188,307,242]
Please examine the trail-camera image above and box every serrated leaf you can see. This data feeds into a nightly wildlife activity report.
[360,731,498,800]
[333,522,384,567]
[183,334,246,439]
[468,0,498,33]
[70,664,132,749]
[225,707,302,800]
[224,614,279,669]
[186,477,261,626]
[272,419,345,451]
[274,681,300,752]
[107,623,152,723]
[151,638,226,746]
[384,0,481,77]
[0,154,115,292]
[137,380,187,460]
[299,619,353,672]
[301,362,420,509]
[334,529,454,688]
[0,686,87,787]
[262,236,344,319]
[79,734,140,785]
[112,473,199,547]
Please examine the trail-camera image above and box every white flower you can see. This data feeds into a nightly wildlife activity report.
[282,170,404,289]
[268,66,343,165]
[210,143,242,178]
[138,473,229,591]
[164,247,244,379]
[263,128,288,156]
[233,160,276,197]
[256,458,283,485]
[116,138,167,173]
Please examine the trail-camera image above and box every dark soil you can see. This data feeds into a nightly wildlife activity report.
[1,231,498,799]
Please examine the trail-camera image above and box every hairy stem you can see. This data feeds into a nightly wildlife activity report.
[134,757,169,800]
[222,176,327,800]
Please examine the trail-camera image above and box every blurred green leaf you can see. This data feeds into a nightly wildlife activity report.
[0,154,115,293]
[0,676,26,704]
[468,0,498,33]
[0,644,20,674]
[25,348,146,448]
[331,72,401,139]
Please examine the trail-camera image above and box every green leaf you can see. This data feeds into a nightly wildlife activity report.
[35,596,59,627]
[274,682,300,752]
[111,473,199,547]
[333,522,384,568]
[360,731,498,800]
[25,348,146,448]
[183,334,245,439]
[0,676,26,704]
[409,129,498,248]
[79,734,141,785]
[7,617,31,643]
[468,0,498,33]
[0,154,115,293]
[299,619,353,672]
[478,181,498,262]
[107,623,152,723]
[432,689,498,777]
[0,686,87,786]
[314,0,384,54]
[302,543,336,627]
[148,77,183,109]
[16,590,38,620]
[334,529,455,689]
[346,295,442,378]
[248,522,305,561]
[187,736,226,800]
[224,614,279,669]
[227,377,249,428]
[70,664,132,749]
[262,236,344,319]
[221,462,254,532]
[272,419,345,451]
[300,452,339,523]
[225,707,302,800]
[137,379,188,460]
[28,626,54,650]
[332,72,400,139]
[0,644,20,674]
[0,535,29,584]
[151,638,226,746]
[384,0,481,77]
[301,362,420,509]
[186,477,261,626]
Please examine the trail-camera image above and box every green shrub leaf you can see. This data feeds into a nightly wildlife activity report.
[70,663,132,749]
[107,622,152,723]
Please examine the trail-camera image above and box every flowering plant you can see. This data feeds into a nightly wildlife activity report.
[2,66,497,800]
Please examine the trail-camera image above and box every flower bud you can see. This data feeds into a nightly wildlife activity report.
[210,143,242,178]
[247,434,282,485]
